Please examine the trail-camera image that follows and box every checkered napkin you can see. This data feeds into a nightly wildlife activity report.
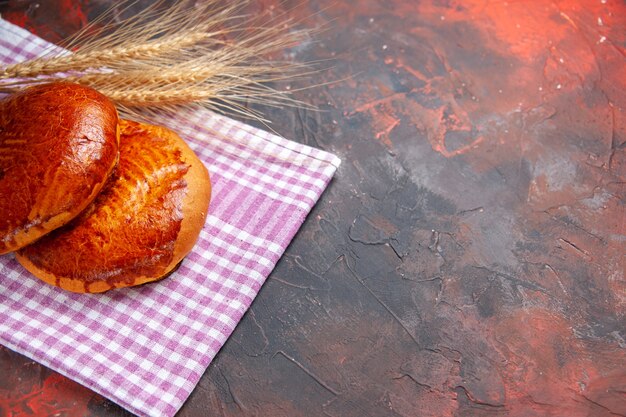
[0,19,340,417]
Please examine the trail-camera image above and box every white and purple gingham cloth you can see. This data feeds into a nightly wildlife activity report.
[0,19,340,417]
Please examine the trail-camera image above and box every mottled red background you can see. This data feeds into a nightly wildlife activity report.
[0,0,624,416]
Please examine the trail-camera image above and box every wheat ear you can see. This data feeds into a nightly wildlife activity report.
[0,0,336,165]
[0,0,320,118]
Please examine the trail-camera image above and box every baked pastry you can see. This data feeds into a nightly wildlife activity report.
[16,119,211,293]
[0,82,119,254]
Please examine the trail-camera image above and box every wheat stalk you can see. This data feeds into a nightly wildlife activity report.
[0,31,224,78]
[0,0,337,165]
[0,0,319,122]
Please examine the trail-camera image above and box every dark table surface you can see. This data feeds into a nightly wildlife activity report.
[1,1,625,416]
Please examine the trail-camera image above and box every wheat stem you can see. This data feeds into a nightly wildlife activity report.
[0,0,326,127]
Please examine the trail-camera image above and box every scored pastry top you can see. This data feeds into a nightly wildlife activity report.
[0,82,120,254]
[17,119,212,293]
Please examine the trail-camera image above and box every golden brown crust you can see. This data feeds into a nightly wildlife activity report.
[0,82,120,254]
[16,119,211,293]
[171,125,213,273]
